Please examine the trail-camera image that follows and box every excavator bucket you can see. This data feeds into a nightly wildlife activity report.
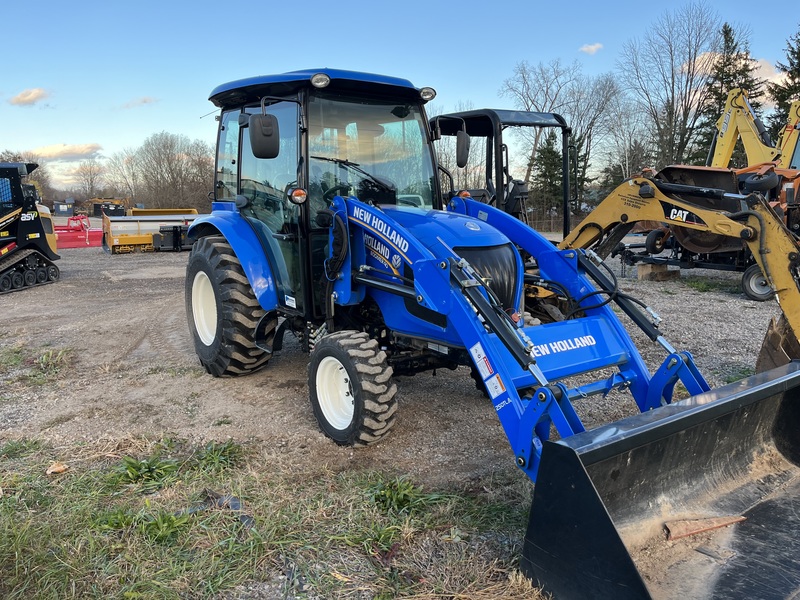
[520,362,800,599]
[758,314,800,372]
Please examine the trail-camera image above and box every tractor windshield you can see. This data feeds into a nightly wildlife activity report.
[307,94,437,214]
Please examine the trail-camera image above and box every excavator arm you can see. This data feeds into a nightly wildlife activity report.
[707,88,779,168]
[560,172,800,370]
[778,99,800,170]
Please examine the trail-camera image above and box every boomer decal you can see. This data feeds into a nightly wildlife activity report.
[363,233,400,274]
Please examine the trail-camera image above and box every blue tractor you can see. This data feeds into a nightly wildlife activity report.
[186,69,800,599]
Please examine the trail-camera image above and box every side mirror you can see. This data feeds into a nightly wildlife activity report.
[249,114,280,159]
[456,130,470,169]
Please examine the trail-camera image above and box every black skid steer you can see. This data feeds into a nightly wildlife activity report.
[0,162,60,293]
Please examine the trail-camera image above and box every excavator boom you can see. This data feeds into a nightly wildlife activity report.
[561,165,800,370]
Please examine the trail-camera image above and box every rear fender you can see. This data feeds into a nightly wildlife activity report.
[188,209,279,311]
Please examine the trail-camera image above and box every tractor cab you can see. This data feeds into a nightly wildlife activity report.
[207,69,443,323]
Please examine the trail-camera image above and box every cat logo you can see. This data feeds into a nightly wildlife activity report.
[669,208,690,222]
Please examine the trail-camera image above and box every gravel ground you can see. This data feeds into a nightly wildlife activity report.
[0,245,781,491]
[0,242,788,599]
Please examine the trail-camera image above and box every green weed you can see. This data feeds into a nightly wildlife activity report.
[192,439,244,472]
[116,454,179,491]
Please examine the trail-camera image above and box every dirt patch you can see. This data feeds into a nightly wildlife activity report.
[0,248,783,494]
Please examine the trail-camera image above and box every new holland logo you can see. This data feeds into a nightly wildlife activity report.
[391,254,401,268]
[351,205,410,253]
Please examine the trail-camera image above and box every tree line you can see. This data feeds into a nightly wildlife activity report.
[502,3,800,222]
[1,132,214,213]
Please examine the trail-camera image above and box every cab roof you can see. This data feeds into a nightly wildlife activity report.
[209,68,424,109]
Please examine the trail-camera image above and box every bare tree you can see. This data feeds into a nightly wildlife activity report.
[105,148,140,200]
[617,1,721,167]
[563,73,620,198]
[501,59,581,182]
[74,159,104,199]
[430,101,488,193]
[601,95,652,180]
[125,132,213,210]
[501,60,619,204]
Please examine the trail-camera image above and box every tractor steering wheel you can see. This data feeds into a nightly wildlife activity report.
[323,183,351,200]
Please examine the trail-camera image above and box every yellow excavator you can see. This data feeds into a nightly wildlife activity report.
[604,90,800,302]
[0,162,60,293]
[560,162,800,370]
[707,87,800,172]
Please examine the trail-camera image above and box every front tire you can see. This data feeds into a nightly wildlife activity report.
[185,235,274,376]
[741,263,774,302]
[308,331,398,446]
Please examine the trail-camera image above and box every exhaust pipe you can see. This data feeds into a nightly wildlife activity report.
[521,362,800,599]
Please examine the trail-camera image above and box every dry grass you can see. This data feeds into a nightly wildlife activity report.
[0,436,545,600]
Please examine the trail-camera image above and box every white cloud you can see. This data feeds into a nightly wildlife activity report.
[580,43,603,56]
[754,58,783,86]
[122,96,159,109]
[10,88,50,106]
[32,143,103,162]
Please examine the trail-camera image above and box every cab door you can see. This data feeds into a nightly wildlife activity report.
[218,102,305,314]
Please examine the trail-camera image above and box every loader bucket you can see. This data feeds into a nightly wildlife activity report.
[520,362,800,599]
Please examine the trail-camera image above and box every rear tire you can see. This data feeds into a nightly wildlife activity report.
[742,263,774,302]
[185,235,273,377]
[308,331,397,446]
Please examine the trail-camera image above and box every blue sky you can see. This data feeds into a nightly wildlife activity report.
[1,0,796,187]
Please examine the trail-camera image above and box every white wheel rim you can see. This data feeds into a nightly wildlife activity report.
[748,272,771,297]
[192,271,217,346]
[316,356,355,430]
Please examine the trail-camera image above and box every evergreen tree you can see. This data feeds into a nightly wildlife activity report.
[569,132,595,209]
[690,23,764,166]
[767,28,800,140]
[529,131,563,218]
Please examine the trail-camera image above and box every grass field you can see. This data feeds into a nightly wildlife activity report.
[0,436,545,599]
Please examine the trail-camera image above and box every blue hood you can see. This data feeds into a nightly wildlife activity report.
[381,207,511,252]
